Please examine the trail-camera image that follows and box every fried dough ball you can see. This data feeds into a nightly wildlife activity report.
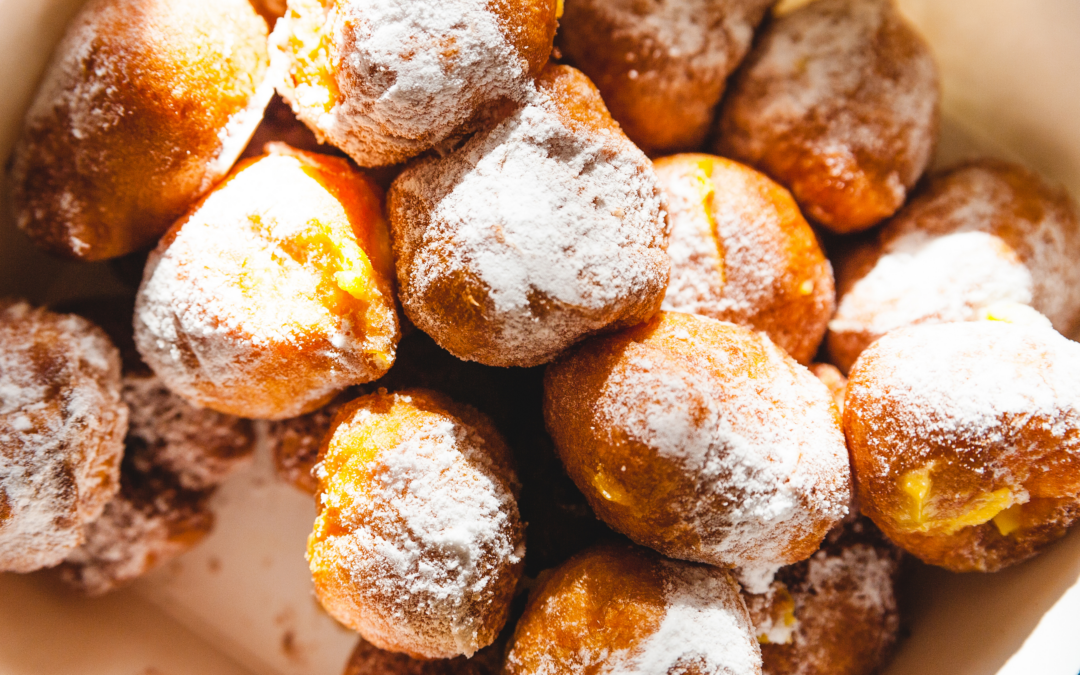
[827,159,1080,372]
[657,154,835,364]
[390,65,670,367]
[845,321,1080,572]
[716,0,939,234]
[270,0,559,167]
[558,0,774,154]
[543,312,851,573]
[134,144,400,420]
[344,637,503,675]
[310,389,525,659]
[505,542,762,675]
[743,517,903,675]
[0,301,128,573]
[58,458,215,596]
[809,364,847,416]
[9,0,273,261]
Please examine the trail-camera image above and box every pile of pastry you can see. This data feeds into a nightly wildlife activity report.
[3,0,1079,673]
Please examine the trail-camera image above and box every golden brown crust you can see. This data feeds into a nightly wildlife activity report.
[827,159,1080,372]
[134,145,400,420]
[558,0,774,154]
[543,312,851,570]
[745,518,904,675]
[271,0,558,166]
[389,64,670,367]
[716,0,939,233]
[504,542,762,675]
[656,154,835,363]
[844,321,1080,572]
[310,389,525,659]
[0,300,128,573]
[9,0,271,261]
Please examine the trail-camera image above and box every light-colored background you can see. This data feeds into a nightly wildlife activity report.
[1,0,1079,673]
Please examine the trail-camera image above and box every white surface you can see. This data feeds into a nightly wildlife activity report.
[1,1,1079,674]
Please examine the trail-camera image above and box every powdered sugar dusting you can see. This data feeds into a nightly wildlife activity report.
[0,301,128,573]
[272,0,536,165]
[743,527,902,675]
[134,150,398,419]
[848,321,1080,482]
[830,160,1080,369]
[610,563,761,675]
[830,230,1035,340]
[658,157,834,362]
[392,71,669,366]
[313,397,523,657]
[593,316,850,568]
[559,0,774,150]
[718,0,939,229]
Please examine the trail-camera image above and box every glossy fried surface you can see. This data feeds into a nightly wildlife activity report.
[134,145,400,419]
[271,0,558,166]
[657,154,835,363]
[828,159,1080,372]
[310,389,524,659]
[390,65,670,367]
[544,312,850,570]
[0,300,127,573]
[9,0,271,261]
[717,0,939,233]
[745,518,904,675]
[558,0,773,154]
[845,321,1080,572]
[504,542,761,674]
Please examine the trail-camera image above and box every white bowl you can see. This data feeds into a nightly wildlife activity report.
[1,1,1078,673]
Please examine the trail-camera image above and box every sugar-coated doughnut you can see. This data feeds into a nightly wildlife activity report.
[310,389,525,659]
[543,312,851,575]
[271,0,559,166]
[343,637,503,675]
[845,321,1080,572]
[828,159,1080,372]
[716,0,939,233]
[744,517,903,675]
[134,144,400,420]
[390,65,670,367]
[59,458,214,596]
[0,300,128,573]
[9,0,273,261]
[504,542,762,675]
[558,0,774,154]
[657,154,835,364]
